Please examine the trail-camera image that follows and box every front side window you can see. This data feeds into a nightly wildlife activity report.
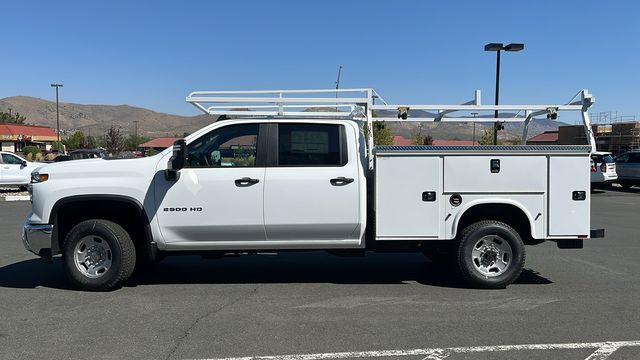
[2,154,24,165]
[186,124,259,168]
[278,124,346,166]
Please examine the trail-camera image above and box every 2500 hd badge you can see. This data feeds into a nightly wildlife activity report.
[163,207,203,212]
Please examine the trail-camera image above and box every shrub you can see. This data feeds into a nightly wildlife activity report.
[22,146,41,158]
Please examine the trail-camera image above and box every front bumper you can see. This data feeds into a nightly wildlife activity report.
[22,220,54,259]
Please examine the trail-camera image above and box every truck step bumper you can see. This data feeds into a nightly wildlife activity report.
[22,221,54,260]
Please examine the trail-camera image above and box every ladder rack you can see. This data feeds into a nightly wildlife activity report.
[186,88,596,170]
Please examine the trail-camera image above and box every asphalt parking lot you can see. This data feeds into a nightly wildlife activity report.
[1,187,640,360]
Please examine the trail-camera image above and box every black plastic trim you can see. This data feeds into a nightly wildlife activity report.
[590,228,605,238]
[49,195,154,253]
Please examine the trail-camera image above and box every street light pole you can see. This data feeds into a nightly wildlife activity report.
[484,43,524,145]
[50,83,63,142]
[493,50,501,145]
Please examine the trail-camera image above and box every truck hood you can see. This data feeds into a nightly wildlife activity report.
[37,156,162,179]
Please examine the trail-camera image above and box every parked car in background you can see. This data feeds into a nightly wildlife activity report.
[614,150,640,189]
[69,149,107,160]
[0,151,40,188]
[590,151,617,188]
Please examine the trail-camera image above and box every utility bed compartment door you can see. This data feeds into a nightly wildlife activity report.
[444,156,547,193]
[548,156,590,236]
[375,156,441,240]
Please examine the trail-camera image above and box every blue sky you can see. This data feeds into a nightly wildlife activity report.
[2,0,639,119]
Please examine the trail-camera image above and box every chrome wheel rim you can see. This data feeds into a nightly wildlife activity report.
[73,236,113,278]
[471,235,512,277]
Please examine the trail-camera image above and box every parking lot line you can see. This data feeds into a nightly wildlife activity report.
[192,340,640,360]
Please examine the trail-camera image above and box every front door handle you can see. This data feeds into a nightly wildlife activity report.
[235,177,260,187]
[330,177,354,186]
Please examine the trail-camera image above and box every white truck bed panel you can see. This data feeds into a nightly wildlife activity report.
[375,145,592,241]
[375,156,442,240]
[548,156,591,236]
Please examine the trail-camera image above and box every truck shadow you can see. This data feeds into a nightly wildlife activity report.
[0,252,552,290]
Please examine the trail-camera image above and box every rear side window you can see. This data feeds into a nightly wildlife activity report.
[277,124,347,166]
[630,153,640,164]
[595,154,614,163]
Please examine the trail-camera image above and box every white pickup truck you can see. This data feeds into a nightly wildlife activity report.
[22,88,604,291]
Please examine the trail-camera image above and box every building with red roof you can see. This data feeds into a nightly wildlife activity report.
[139,137,180,151]
[0,123,58,153]
[527,130,559,145]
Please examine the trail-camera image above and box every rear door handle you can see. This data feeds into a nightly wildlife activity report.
[235,177,260,187]
[330,177,354,186]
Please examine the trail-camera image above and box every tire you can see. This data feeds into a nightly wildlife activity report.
[456,220,525,289]
[62,219,136,291]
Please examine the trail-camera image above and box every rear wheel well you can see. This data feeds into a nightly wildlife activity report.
[53,198,152,260]
[456,203,537,245]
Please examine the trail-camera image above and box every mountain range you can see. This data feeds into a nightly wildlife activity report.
[0,96,566,140]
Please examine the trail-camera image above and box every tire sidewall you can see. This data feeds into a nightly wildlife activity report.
[458,222,525,289]
[63,220,126,291]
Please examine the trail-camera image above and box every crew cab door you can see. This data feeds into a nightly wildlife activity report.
[155,123,267,243]
[263,123,360,242]
[0,153,29,185]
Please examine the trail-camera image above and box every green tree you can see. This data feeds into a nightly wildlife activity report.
[479,129,495,145]
[104,126,125,154]
[508,136,522,145]
[364,122,394,146]
[63,130,87,150]
[125,134,151,151]
[51,141,65,151]
[0,111,26,124]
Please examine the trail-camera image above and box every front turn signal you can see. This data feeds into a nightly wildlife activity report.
[31,172,49,183]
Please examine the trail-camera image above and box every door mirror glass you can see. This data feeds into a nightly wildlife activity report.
[166,139,186,181]
[169,139,187,170]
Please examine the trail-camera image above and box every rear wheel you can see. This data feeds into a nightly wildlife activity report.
[457,220,525,289]
[62,219,136,291]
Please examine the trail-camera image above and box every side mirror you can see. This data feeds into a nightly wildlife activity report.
[21,160,27,167]
[165,139,186,181]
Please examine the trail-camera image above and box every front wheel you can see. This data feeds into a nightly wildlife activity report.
[62,219,136,291]
[456,220,525,289]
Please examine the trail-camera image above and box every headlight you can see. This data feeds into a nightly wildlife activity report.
[30,172,49,183]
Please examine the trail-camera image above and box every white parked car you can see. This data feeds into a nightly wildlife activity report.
[590,151,617,188]
[0,151,39,189]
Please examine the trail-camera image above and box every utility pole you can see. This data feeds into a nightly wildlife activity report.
[133,120,139,149]
[50,83,63,142]
[335,65,343,101]
[471,112,478,144]
[7,108,12,117]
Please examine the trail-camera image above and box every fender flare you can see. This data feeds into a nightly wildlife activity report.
[450,198,538,239]
[49,194,154,255]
